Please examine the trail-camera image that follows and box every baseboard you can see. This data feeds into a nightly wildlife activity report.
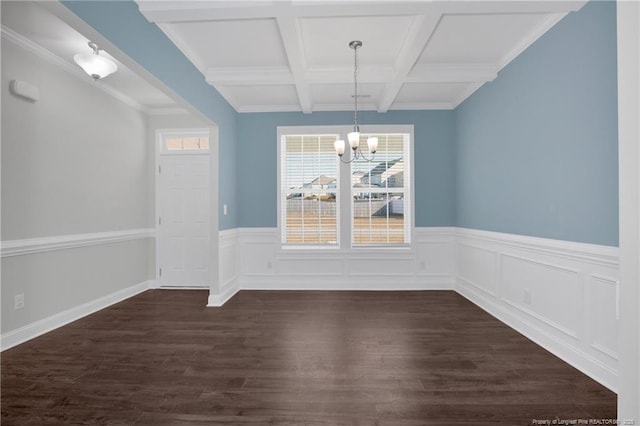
[1,280,154,351]
[456,279,618,392]
[240,277,454,291]
[207,282,240,307]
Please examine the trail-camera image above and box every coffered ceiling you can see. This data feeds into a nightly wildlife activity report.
[136,0,586,113]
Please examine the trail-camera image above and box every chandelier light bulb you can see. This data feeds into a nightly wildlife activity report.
[367,137,378,153]
[348,130,360,150]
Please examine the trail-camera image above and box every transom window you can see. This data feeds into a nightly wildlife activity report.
[279,126,413,248]
[160,130,209,154]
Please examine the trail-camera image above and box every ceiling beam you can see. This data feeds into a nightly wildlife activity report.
[136,1,278,23]
[377,12,442,113]
[275,6,312,113]
[206,64,498,86]
[136,2,434,24]
[136,1,585,24]
[206,67,293,85]
[304,67,394,84]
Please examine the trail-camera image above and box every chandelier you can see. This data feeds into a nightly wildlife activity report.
[334,40,378,163]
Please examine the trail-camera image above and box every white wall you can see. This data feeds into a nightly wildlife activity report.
[617,0,640,420]
[1,38,153,346]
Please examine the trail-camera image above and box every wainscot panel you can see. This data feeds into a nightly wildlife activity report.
[455,228,619,392]
[219,228,239,291]
[237,227,455,290]
[208,229,240,307]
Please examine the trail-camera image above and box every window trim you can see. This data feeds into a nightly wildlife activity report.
[277,125,414,251]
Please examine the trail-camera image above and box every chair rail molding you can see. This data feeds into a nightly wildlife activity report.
[1,229,156,258]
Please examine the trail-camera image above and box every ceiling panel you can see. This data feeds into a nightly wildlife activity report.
[300,15,416,67]
[227,84,299,107]
[417,13,552,65]
[310,83,384,109]
[165,18,289,68]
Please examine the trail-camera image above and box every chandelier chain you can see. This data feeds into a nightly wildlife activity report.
[353,42,358,129]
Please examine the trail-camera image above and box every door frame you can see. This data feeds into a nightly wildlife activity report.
[155,128,212,288]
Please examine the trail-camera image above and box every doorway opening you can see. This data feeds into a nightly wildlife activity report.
[156,128,211,288]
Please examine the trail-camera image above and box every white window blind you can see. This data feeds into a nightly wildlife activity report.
[351,133,411,245]
[281,134,340,245]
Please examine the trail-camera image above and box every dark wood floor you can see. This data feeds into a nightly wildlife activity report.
[2,290,615,425]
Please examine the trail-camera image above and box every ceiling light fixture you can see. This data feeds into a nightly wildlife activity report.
[74,42,118,80]
[334,40,378,163]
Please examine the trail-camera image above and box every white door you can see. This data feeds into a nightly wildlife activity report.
[157,154,210,288]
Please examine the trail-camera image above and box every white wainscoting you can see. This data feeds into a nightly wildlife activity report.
[1,280,154,351]
[454,228,619,392]
[236,227,456,290]
[208,228,240,306]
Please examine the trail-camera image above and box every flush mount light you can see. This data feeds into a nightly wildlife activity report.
[334,40,378,163]
[73,42,117,80]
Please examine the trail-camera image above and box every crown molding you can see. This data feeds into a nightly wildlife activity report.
[238,104,302,113]
[407,63,498,84]
[146,107,190,116]
[497,12,569,74]
[390,102,455,111]
[450,81,487,109]
[1,25,150,114]
[156,22,207,77]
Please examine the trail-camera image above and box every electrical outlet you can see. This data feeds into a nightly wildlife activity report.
[419,261,426,270]
[223,204,228,215]
[14,294,24,310]
[523,289,531,305]
[267,261,273,269]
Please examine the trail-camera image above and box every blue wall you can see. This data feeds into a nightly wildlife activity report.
[454,0,618,246]
[237,111,456,228]
[61,1,239,230]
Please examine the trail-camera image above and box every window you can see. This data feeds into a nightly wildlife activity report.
[280,134,339,245]
[352,133,411,245]
[160,130,209,153]
[279,126,412,248]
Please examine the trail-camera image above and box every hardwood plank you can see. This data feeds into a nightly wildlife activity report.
[1,290,616,425]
